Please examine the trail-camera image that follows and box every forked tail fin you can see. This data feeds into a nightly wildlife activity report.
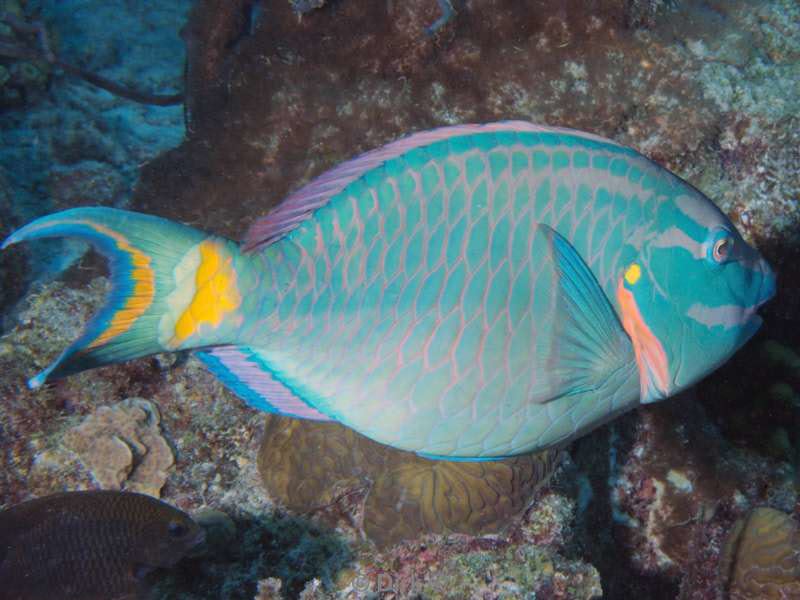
[3,207,245,387]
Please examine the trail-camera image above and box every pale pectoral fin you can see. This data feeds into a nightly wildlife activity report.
[532,224,636,400]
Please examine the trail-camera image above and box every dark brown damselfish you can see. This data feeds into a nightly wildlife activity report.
[0,490,204,600]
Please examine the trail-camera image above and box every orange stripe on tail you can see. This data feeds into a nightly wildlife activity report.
[43,220,156,349]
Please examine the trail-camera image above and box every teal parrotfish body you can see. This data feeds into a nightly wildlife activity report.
[3,122,775,459]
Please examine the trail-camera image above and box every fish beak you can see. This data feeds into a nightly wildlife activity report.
[745,258,776,329]
[758,258,777,306]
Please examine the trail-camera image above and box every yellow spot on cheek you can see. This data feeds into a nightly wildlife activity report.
[173,240,241,345]
[625,263,641,285]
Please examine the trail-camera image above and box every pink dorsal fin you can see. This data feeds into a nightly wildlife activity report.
[242,121,622,252]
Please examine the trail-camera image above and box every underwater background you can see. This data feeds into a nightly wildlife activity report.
[0,0,798,598]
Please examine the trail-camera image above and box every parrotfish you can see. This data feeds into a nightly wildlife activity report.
[3,122,775,459]
[0,490,205,600]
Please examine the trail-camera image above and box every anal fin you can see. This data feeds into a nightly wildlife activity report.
[197,346,333,421]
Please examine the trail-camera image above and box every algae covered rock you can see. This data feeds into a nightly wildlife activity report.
[257,414,562,548]
[0,2,51,109]
[418,543,602,599]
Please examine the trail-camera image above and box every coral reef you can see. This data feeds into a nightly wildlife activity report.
[257,414,563,548]
[624,0,677,29]
[326,489,599,598]
[154,513,352,599]
[0,273,271,517]
[254,577,283,600]
[700,338,800,469]
[0,0,51,109]
[0,276,108,505]
[1,0,799,597]
[135,0,704,235]
[47,160,127,210]
[718,507,800,599]
[568,390,799,599]
[0,0,188,284]
[59,397,174,497]
[0,168,25,316]
[133,0,800,257]
[364,450,563,548]
[416,542,602,599]
[672,0,800,251]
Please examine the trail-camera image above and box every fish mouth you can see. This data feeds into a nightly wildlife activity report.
[741,259,776,328]
[757,258,777,305]
[741,302,765,329]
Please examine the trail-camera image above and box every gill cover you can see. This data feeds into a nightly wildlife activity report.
[619,194,775,403]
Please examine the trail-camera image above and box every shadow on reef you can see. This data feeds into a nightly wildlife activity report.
[151,511,352,599]
[0,186,28,325]
[569,416,680,600]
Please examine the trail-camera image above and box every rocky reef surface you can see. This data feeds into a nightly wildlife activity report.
[0,0,188,300]
[1,0,799,598]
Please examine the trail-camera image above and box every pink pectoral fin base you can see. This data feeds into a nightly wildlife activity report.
[617,279,669,403]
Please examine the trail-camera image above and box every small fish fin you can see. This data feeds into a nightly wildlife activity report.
[243,121,626,251]
[2,208,227,387]
[533,224,635,400]
[196,345,334,421]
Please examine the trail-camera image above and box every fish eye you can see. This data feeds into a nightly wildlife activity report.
[168,520,189,537]
[709,231,734,264]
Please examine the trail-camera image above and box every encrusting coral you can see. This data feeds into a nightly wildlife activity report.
[62,397,175,497]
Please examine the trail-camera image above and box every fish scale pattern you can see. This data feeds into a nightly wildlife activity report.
[237,132,674,457]
[3,123,774,458]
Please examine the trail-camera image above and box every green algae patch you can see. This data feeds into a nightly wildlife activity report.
[419,544,602,599]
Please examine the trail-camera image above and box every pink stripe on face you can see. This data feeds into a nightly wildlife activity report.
[616,279,670,403]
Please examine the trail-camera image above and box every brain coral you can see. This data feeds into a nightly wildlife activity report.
[718,507,800,599]
[257,415,562,548]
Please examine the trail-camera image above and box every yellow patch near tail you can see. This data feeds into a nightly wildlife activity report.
[169,239,241,347]
[87,223,155,348]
